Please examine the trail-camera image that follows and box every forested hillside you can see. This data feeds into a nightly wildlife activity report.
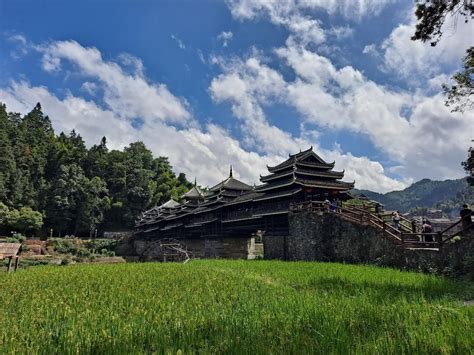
[0,102,192,237]
[356,178,473,215]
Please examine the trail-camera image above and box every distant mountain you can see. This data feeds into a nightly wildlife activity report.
[354,177,473,215]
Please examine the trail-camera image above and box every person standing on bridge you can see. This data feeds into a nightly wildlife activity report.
[392,211,401,230]
[460,204,473,233]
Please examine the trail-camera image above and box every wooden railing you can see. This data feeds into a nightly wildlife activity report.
[290,201,473,250]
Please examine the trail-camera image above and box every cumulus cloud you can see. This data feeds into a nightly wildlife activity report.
[379,12,472,81]
[209,36,472,190]
[38,40,191,125]
[226,0,394,46]
[278,43,473,182]
[362,44,379,57]
[81,81,98,95]
[209,53,410,192]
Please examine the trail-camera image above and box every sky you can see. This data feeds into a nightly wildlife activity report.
[0,0,472,193]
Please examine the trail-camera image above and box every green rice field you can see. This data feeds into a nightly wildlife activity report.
[1,260,473,354]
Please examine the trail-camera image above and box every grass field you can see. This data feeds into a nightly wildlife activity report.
[1,260,473,354]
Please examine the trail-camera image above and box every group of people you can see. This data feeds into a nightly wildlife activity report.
[390,204,473,241]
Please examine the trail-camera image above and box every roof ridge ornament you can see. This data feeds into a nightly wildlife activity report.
[230,165,233,177]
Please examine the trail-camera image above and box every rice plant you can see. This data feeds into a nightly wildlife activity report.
[1,260,472,354]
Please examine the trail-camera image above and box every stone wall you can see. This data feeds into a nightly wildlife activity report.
[117,236,256,261]
[263,235,286,259]
[287,211,474,279]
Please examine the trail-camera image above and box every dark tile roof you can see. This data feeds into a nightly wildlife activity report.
[182,185,204,200]
[160,199,180,209]
[266,147,335,172]
[209,176,253,192]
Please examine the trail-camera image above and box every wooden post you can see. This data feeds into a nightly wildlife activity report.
[7,256,13,272]
[14,256,19,271]
[382,220,386,236]
[436,232,443,249]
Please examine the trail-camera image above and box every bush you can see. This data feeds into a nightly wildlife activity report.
[49,238,78,254]
[75,248,92,258]
[87,239,117,253]
[6,232,26,243]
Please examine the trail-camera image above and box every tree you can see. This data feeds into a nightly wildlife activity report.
[0,101,193,235]
[44,163,87,235]
[442,47,473,112]
[412,0,473,46]
[0,202,9,225]
[462,145,474,186]
[0,104,16,203]
[84,136,109,179]
[15,207,43,234]
[412,1,474,112]
[75,176,110,235]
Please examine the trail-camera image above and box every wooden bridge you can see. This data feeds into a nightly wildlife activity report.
[290,201,473,251]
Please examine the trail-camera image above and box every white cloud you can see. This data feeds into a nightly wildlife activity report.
[81,81,98,95]
[117,53,145,77]
[328,26,354,40]
[217,31,234,47]
[227,0,395,21]
[41,53,61,72]
[209,53,410,192]
[362,43,379,57]
[39,40,191,125]
[380,12,472,81]
[197,49,206,64]
[170,34,186,50]
[209,32,473,192]
[276,43,473,182]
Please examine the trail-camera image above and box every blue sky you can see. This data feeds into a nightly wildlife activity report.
[0,0,472,192]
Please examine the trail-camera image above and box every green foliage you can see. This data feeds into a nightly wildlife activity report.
[0,202,8,225]
[0,102,192,236]
[86,238,117,253]
[411,2,473,111]
[5,232,26,243]
[0,261,473,353]
[412,1,473,46]
[443,46,474,112]
[48,238,78,254]
[462,146,474,186]
[48,238,117,259]
[15,207,43,232]
[0,201,43,234]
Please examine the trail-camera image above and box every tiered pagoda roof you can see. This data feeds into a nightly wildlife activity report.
[203,166,252,203]
[257,146,354,192]
[182,179,205,202]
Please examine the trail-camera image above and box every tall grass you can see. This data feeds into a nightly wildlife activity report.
[1,260,473,354]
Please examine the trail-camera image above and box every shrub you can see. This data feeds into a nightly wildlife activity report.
[49,238,78,255]
[6,232,26,243]
[87,239,117,253]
